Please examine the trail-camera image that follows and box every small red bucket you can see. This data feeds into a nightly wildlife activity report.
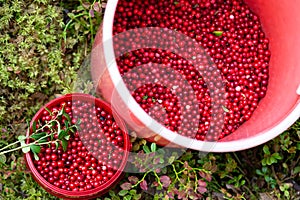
[25,93,131,199]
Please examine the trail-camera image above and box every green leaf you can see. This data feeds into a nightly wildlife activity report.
[151,143,157,152]
[61,139,68,152]
[262,167,268,174]
[213,31,223,36]
[67,13,75,19]
[181,151,193,161]
[0,154,7,164]
[38,138,48,144]
[263,145,270,154]
[30,145,41,154]
[143,145,151,153]
[18,135,26,142]
[142,95,148,100]
[32,121,37,132]
[64,135,70,141]
[293,166,300,174]
[64,120,69,129]
[222,105,230,113]
[51,121,56,127]
[63,112,71,122]
[58,130,68,140]
[256,169,263,176]
[69,126,77,133]
[118,190,128,196]
[284,190,289,198]
[20,139,26,147]
[33,152,39,161]
[22,146,31,154]
[282,162,288,169]
[129,189,137,195]
[159,157,164,164]
[109,190,116,197]
[266,157,272,165]
[44,107,52,115]
[168,156,176,164]
[30,132,47,141]
[240,179,246,186]
[265,176,273,183]
[55,141,59,150]
[124,195,132,200]
[57,108,65,117]
[48,130,53,140]
[269,157,277,164]
[156,148,165,154]
[272,153,282,160]
[133,194,142,200]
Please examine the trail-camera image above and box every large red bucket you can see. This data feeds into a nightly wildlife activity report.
[91,0,300,152]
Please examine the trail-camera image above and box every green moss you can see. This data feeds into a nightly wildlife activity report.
[0,0,84,126]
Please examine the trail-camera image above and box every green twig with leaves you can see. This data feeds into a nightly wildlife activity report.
[62,0,104,46]
[0,107,80,162]
[119,144,212,200]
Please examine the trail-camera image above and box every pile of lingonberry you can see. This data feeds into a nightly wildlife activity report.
[32,99,127,192]
[113,0,270,140]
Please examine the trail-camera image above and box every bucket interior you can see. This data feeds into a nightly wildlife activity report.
[93,0,300,148]
[220,0,300,142]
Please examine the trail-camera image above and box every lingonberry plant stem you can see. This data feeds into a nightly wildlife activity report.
[0,107,80,161]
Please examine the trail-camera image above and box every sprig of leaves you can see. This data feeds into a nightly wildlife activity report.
[62,0,104,46]
[0,107,80,162]
[122,144,212,200]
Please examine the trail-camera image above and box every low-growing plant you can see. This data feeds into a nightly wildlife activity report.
[261,145,282,166]
[0,0,75,126]
[61,0,105,47]
[116,143,213,200]
[256,166,277,189]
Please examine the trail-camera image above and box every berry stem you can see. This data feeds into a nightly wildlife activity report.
[34,139,60,147]
[131,171,151,188]
[0,140,22,152]
[0,143,32,155]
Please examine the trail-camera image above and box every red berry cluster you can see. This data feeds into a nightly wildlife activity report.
[33,100,125,191]
[133,83,181,131]
[113,0,270,140]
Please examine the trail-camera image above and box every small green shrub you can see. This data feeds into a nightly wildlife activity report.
[0,0,75,126]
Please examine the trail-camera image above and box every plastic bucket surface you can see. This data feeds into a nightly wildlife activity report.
[91,0,300,152]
